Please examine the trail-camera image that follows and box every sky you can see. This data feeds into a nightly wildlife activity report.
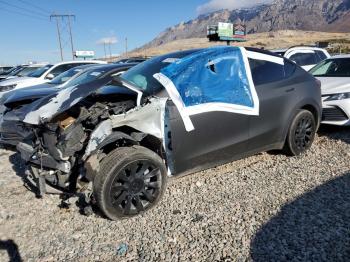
[0,0,270,65]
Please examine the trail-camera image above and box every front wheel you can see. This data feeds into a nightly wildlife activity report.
[283,110,316,156]
[93,146,167,220]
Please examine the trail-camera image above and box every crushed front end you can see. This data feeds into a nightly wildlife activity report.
[17,97,137,197]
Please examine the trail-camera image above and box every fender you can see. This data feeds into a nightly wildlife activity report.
[84,131,138,181]
[91,131,138,156]
[280,97,321,148]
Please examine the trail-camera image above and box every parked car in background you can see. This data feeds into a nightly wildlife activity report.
[0,60,106,94]
[0,66,17,76]
[272,46,330,71]
[14,47,321,220]
[310,55,350,126]
[0,64,46,81]
[0,63,136,146]
[0,66,13,74]
[22,63,105,91]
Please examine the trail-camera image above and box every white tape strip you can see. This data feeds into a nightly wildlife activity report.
[246,50,284,65]
[153,73,195,132]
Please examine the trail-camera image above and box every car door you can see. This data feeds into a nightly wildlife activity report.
[157,48,258,175]
[247,58,299,151]
[167,101,250,175]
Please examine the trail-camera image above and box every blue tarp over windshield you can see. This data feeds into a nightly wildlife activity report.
[159,46,254,108]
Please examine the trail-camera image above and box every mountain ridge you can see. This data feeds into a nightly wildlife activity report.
[140,0,350,50]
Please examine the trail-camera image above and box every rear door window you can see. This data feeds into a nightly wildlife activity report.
[289,52,318,66]
[249,59,293,86]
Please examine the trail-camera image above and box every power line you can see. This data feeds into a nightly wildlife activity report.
[15,0,51,15]
[50,14,76,61]
[0,0,47,18]
[0,6,47,21]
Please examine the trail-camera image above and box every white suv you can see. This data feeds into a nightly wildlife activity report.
[272,46,331,71]
[0,60,106,94]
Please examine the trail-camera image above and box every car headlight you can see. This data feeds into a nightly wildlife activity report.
[324,92,350,101]
[0,84,17,92]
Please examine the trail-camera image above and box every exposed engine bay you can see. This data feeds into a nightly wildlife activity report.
[16,92,168,196]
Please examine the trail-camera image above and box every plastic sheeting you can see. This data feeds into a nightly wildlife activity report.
[154,46,260,131]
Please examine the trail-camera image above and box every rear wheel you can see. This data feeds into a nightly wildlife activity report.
[283,110,316,156]
[93,146,167,220]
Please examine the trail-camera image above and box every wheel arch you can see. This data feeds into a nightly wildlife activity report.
[96,129,163,155]
[301,104,321,128]
[85,129,165,182]
[280,99,321,148]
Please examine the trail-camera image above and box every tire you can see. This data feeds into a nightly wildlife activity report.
[93,146,167,220]
[283,109,316,156]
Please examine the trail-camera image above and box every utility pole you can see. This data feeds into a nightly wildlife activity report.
[67,15,75,60]
[50,14,76,61]
[54,16,63,61]
[103,42,107,58]
[125,37,128,58]
[108,42,112,58]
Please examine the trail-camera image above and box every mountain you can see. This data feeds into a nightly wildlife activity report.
[141,0,350,49]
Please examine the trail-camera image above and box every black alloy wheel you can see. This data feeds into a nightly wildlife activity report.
[108,160,162,216]
[94,146,167,220]
[284,110,316,156]
[293,115,314,151]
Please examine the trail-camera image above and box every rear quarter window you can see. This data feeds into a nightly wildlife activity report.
[249,58,295,86]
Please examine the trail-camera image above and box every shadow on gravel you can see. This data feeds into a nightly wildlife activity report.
[318,125,350,144]
[0,239,22,262]
[250,173,350,261]
[8,152,38,195]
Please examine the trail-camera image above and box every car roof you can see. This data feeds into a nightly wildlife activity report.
[329,54,350,59]
[245,47,285,58]
[51,60,106,66]
[26,64,48,67]
[69,64,100,70]
[81,63,137,76]
[287,46,327,51]
[271,48,288,52]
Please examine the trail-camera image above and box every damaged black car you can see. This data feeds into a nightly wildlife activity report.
[15,46,321,220]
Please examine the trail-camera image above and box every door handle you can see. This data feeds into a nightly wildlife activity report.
[286,88,295,93]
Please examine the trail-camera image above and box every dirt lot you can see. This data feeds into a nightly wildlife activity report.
[123,30,350,59]
[0,126,349,261]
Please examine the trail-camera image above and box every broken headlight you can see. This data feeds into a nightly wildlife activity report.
[324,92,350,101]
[0,84,17,92]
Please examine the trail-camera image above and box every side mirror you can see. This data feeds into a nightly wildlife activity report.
[46,73,54,80]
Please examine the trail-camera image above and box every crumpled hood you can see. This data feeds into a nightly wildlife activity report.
[317,77,350,95]
[19,77,141,125]
[3,84,59,106]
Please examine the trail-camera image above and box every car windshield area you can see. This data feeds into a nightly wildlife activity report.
[7,66,24,76]
[310,58,350,77]
[28,65,53,78]
[121,50,198,95]
[16,67,42,77]
[50,67,85,85]
[64,67,108,87]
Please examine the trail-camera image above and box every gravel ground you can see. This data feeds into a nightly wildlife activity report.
[0,126,349,262]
